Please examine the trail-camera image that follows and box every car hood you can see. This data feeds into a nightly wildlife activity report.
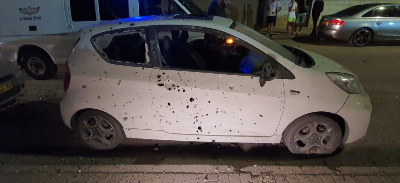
[0,61,16,78]
[301,49,355,75]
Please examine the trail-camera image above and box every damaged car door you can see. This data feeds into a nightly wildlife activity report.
[147,26,286,137]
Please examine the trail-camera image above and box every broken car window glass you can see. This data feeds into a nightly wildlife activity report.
[95,31,147,64]
[157,30,266,75]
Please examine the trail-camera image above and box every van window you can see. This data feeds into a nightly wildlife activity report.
[94,31,147,64]
[99,0,130,21]
[70,0,96,21]
[138,0,164,16]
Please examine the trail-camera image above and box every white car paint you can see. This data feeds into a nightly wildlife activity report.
[60,16,372,145]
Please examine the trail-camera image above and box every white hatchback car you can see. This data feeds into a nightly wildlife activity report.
[61,15,372,155]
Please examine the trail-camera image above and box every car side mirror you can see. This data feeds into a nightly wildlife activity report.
[259,62,273,87]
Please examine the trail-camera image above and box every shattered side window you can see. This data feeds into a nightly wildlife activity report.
[157,29,268,75]
[94,31,147,64]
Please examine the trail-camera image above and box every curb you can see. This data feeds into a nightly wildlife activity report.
[1,165,400,176]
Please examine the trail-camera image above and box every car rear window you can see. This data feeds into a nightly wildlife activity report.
[334,4,377,16]
[94,31,147,64]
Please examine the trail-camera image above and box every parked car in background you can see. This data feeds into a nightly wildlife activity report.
[318,3,400,47]
[60,15,372,155]
[0,53,26,111]
[0,0,203,80]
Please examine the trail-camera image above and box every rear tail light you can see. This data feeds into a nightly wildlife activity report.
[330,19,345,25]
[64,65,71,92]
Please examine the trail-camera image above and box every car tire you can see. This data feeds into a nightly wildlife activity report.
[21,51,57,80]
[75,110,126,150]
[283,114,343,155]
[349,28,373,47]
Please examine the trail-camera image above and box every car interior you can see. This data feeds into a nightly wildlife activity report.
[158,30,266,75]
[95,29,269,75]
[97,32,147,63]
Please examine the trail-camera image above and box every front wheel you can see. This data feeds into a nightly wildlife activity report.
[349,28,373,47]
[21,51,57,80]
[283,114,343,155]
[75,110,126,150]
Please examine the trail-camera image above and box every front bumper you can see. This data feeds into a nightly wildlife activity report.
[0,70,27,110]
[337,91,372,144]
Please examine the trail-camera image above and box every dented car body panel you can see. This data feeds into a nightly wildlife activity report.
[60,15,371,145]
[148,69,284,137]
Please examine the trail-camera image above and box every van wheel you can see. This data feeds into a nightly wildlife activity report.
[75,110,125,150]
[283,114,342,155]
[349,28,373,47]
[21,51,57,80]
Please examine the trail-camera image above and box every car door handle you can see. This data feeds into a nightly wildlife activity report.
[376,22,382,25]
[157,82,164,87]
[289,90,301,95]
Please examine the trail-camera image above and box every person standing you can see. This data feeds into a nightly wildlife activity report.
[265,0,282,37]
[295,0,307,35]
[207,0,231,18]
[287,0,297,37]
[311,0,324,36]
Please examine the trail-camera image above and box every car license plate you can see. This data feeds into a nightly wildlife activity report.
[0,83,13,94]
[322,21,329,26]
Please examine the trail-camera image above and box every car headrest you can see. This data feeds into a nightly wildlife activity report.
[171,31,189,44]
[162,36,172,51]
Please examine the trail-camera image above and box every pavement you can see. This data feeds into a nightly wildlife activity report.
[2,165,400,182]
[1,34,400,183]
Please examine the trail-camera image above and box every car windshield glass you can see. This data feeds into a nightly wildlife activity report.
[177,0,204,15]
[230,22,297,64]
[335,4,378,16]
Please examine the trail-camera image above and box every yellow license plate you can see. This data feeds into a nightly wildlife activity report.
[323,21,329,25]
[0,83,12,94]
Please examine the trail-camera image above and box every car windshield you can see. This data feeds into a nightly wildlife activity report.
[177,0,204,15]
[334,4,379,16]
[230,22,297,64]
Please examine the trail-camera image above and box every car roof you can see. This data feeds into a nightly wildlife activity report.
[85,15,234,32]
[359,3,397,7]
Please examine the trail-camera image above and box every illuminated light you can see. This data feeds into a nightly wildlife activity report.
[226,38,234,44]
[379,7,385,10]
[330,19,345,25]
[389,23,394,25]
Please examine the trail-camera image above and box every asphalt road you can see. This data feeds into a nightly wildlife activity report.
[1,36,399,172]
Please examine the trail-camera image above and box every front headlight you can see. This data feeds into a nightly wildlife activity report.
[326,72,363,94]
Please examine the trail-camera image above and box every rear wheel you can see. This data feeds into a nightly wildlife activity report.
[350,28,373,47]
[283,114,343,155]
[75,110,125,150]
[21,51,57,80]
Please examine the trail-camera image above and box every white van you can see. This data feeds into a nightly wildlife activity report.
[0,0,203,80]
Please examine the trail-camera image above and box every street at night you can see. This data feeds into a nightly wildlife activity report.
[1,36,400,182]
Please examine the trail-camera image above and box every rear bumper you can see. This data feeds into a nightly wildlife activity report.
[337,91,372,144]
[317,26,351,41]
[60,92,76,129]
